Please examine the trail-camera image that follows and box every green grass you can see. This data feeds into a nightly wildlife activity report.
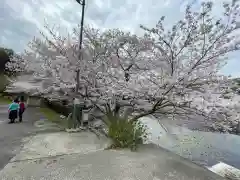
[0,74,12,104]
[0,95,11,104]
[0,74,10,93]
[39,107,68,128]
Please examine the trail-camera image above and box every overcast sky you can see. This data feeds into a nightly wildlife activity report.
[0,0,239,77]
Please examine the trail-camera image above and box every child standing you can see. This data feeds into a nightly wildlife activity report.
[8,98,19,124]
[18,96,25,122]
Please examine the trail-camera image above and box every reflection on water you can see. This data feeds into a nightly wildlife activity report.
[140,116,240,168]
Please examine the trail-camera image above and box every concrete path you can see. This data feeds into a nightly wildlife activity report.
[0,103,225,180]
[0,141,224,180]
[0,104,61,170]
[0,104,40,170]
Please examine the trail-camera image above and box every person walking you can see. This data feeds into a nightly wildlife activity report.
[8,98,19,124]
[18,96,25,122]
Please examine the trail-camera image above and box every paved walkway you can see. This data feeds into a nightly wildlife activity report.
[0,142,224,180]
[0,104,60,170]
[0,104,225,180]
[0,104,39,170]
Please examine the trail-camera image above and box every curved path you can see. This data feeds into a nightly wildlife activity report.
[0,104,45,170]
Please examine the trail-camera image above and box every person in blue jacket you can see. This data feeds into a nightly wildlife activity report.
[8,98,19,124]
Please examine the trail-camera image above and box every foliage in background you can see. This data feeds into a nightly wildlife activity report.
[0,75,10,93]
[0,47,16,94]
[0,47,14,73]
[233,78,240,85]
[231,78,240,92]
[0,94,12,104]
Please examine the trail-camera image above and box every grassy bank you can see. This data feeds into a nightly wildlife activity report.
[0,74,12,104]
[0,95,11,104]
[39,107,68,128]
[0,74,9,92]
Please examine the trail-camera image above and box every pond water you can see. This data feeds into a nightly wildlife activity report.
[140,116,240,169]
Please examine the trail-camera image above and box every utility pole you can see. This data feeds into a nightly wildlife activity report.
[70,0,86,129]
[75,0,86,94]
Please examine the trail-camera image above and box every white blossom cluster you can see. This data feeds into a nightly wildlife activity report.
[7,0,240,122]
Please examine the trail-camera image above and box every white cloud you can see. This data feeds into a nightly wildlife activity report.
[0,0,240,75]
[2,0,193,36]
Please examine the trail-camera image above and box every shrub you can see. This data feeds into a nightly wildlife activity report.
[231,86,238,92]
[0,47,14,72]
[107,116,148,151]
[0,74,10,93]
[43,98,72,116]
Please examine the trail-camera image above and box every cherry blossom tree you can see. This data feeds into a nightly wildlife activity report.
[135,0,240,122]
[8,0,240,129]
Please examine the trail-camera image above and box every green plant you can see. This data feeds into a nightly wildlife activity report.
[0,95,11,104]
[231,86,238,92]
[0,75,10,93]
[0,47,14,72]
[222,94,231,99]
[107,115,148,151]
[40,107,68,128]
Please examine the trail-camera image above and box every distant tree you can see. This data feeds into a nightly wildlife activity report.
[0,47,14,73]
[233,78,240,86]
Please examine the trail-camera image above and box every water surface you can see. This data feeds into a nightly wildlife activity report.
[140,116,240,168]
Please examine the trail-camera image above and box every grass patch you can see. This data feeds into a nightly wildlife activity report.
[0,74,10,93]
[39,107,68,128]
[107,115,148,151]
[0,95,11,104]
[0,74,12,104]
